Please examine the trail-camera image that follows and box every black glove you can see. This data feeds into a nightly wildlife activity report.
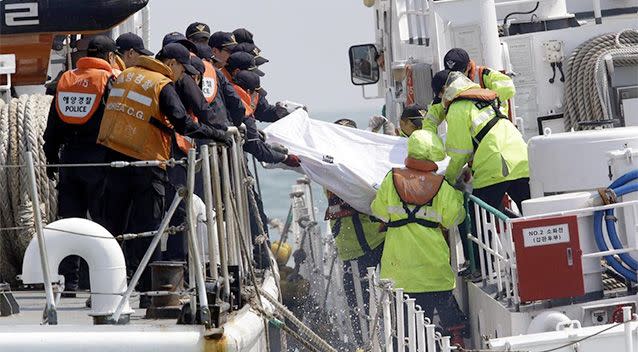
[275,104,290,119]
[270,143,289,155]
[206,126,233,147]
[257,129,266,142]
[210,123,228,132]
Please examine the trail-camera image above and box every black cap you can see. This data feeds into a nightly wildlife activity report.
[116,32,153,56]
[190,55,206,75]
[234,70,261,91]
[227,52,264,76]
[233,42,269,66]
[232,28,254,44]
[208,31,237,50]
[162,32,197,53]
[401,104,428,121]
[431,69,451,97]
[87,35,117,54]
[156,43,198,76]
[334,119,357,128]
[443,48,470,72]
[186,22,211,41]
[195,43,213,60]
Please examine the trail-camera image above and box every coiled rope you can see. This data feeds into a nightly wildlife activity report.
[563,29,638,130]
[0,94,56,285]
[0,98,10,280]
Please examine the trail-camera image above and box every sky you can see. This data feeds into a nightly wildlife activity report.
[149,1,383,114]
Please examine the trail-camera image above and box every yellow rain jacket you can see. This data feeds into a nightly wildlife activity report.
[443,72,529,189]
[325,191,385,261]
[423,68,515,134]
[371,130,465,293]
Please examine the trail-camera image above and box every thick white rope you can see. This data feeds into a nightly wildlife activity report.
[594,48,638,120]
[0,100,11,228]
[0,99,10,281]
[564,30,638,130]
[16,95,37,275]
[0,95,56,284]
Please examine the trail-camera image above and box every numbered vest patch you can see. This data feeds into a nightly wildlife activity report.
[55,63,110,125]
[201,61,218,104]
[202,76,216,101]
[57,92,98,118]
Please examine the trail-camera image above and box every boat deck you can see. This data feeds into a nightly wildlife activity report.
[0,291,176,326]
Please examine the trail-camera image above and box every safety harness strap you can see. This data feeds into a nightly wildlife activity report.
[385,202,438,229]
[472,101,508,151]
[351,213,373,253]
[331,214,374,253]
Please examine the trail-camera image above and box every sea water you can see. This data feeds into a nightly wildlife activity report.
[255,107,380,240]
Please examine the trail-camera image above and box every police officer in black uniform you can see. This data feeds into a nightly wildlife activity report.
[44,35,118,296]
[185,22,211,45]
[231,42,291,122]
[115,32,153,68]
[99,43,230,306]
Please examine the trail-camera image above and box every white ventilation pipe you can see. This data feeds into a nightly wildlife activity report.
[527,311,571,334]
[21,218,133,321]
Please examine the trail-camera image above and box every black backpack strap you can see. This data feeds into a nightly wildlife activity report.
[472,100,508,151]
[385,202,439,229]
[331,218,341,238]
[331,214,374,253]
[351,213,373,253]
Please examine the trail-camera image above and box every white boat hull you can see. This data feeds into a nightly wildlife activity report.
[0,270,279,352]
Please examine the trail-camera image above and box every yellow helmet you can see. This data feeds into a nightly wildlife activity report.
[407,130,446,162]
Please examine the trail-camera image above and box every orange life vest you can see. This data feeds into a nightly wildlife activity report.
[113,55,126,72]
[393,158,443,206]
[385,158,444,229]
[233,84,255,116]
[97,56,174,167]
[221,67,232,81]
[465,61,495,91]
[175,113,198,155]
[201,61,218,104]
[55,57,112,125]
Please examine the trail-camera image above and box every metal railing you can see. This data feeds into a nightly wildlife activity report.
[283,179,458,351]
[16,125,260,327]
[360,266,457,352]
[467,193,638,308]
[467,194,518,305]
